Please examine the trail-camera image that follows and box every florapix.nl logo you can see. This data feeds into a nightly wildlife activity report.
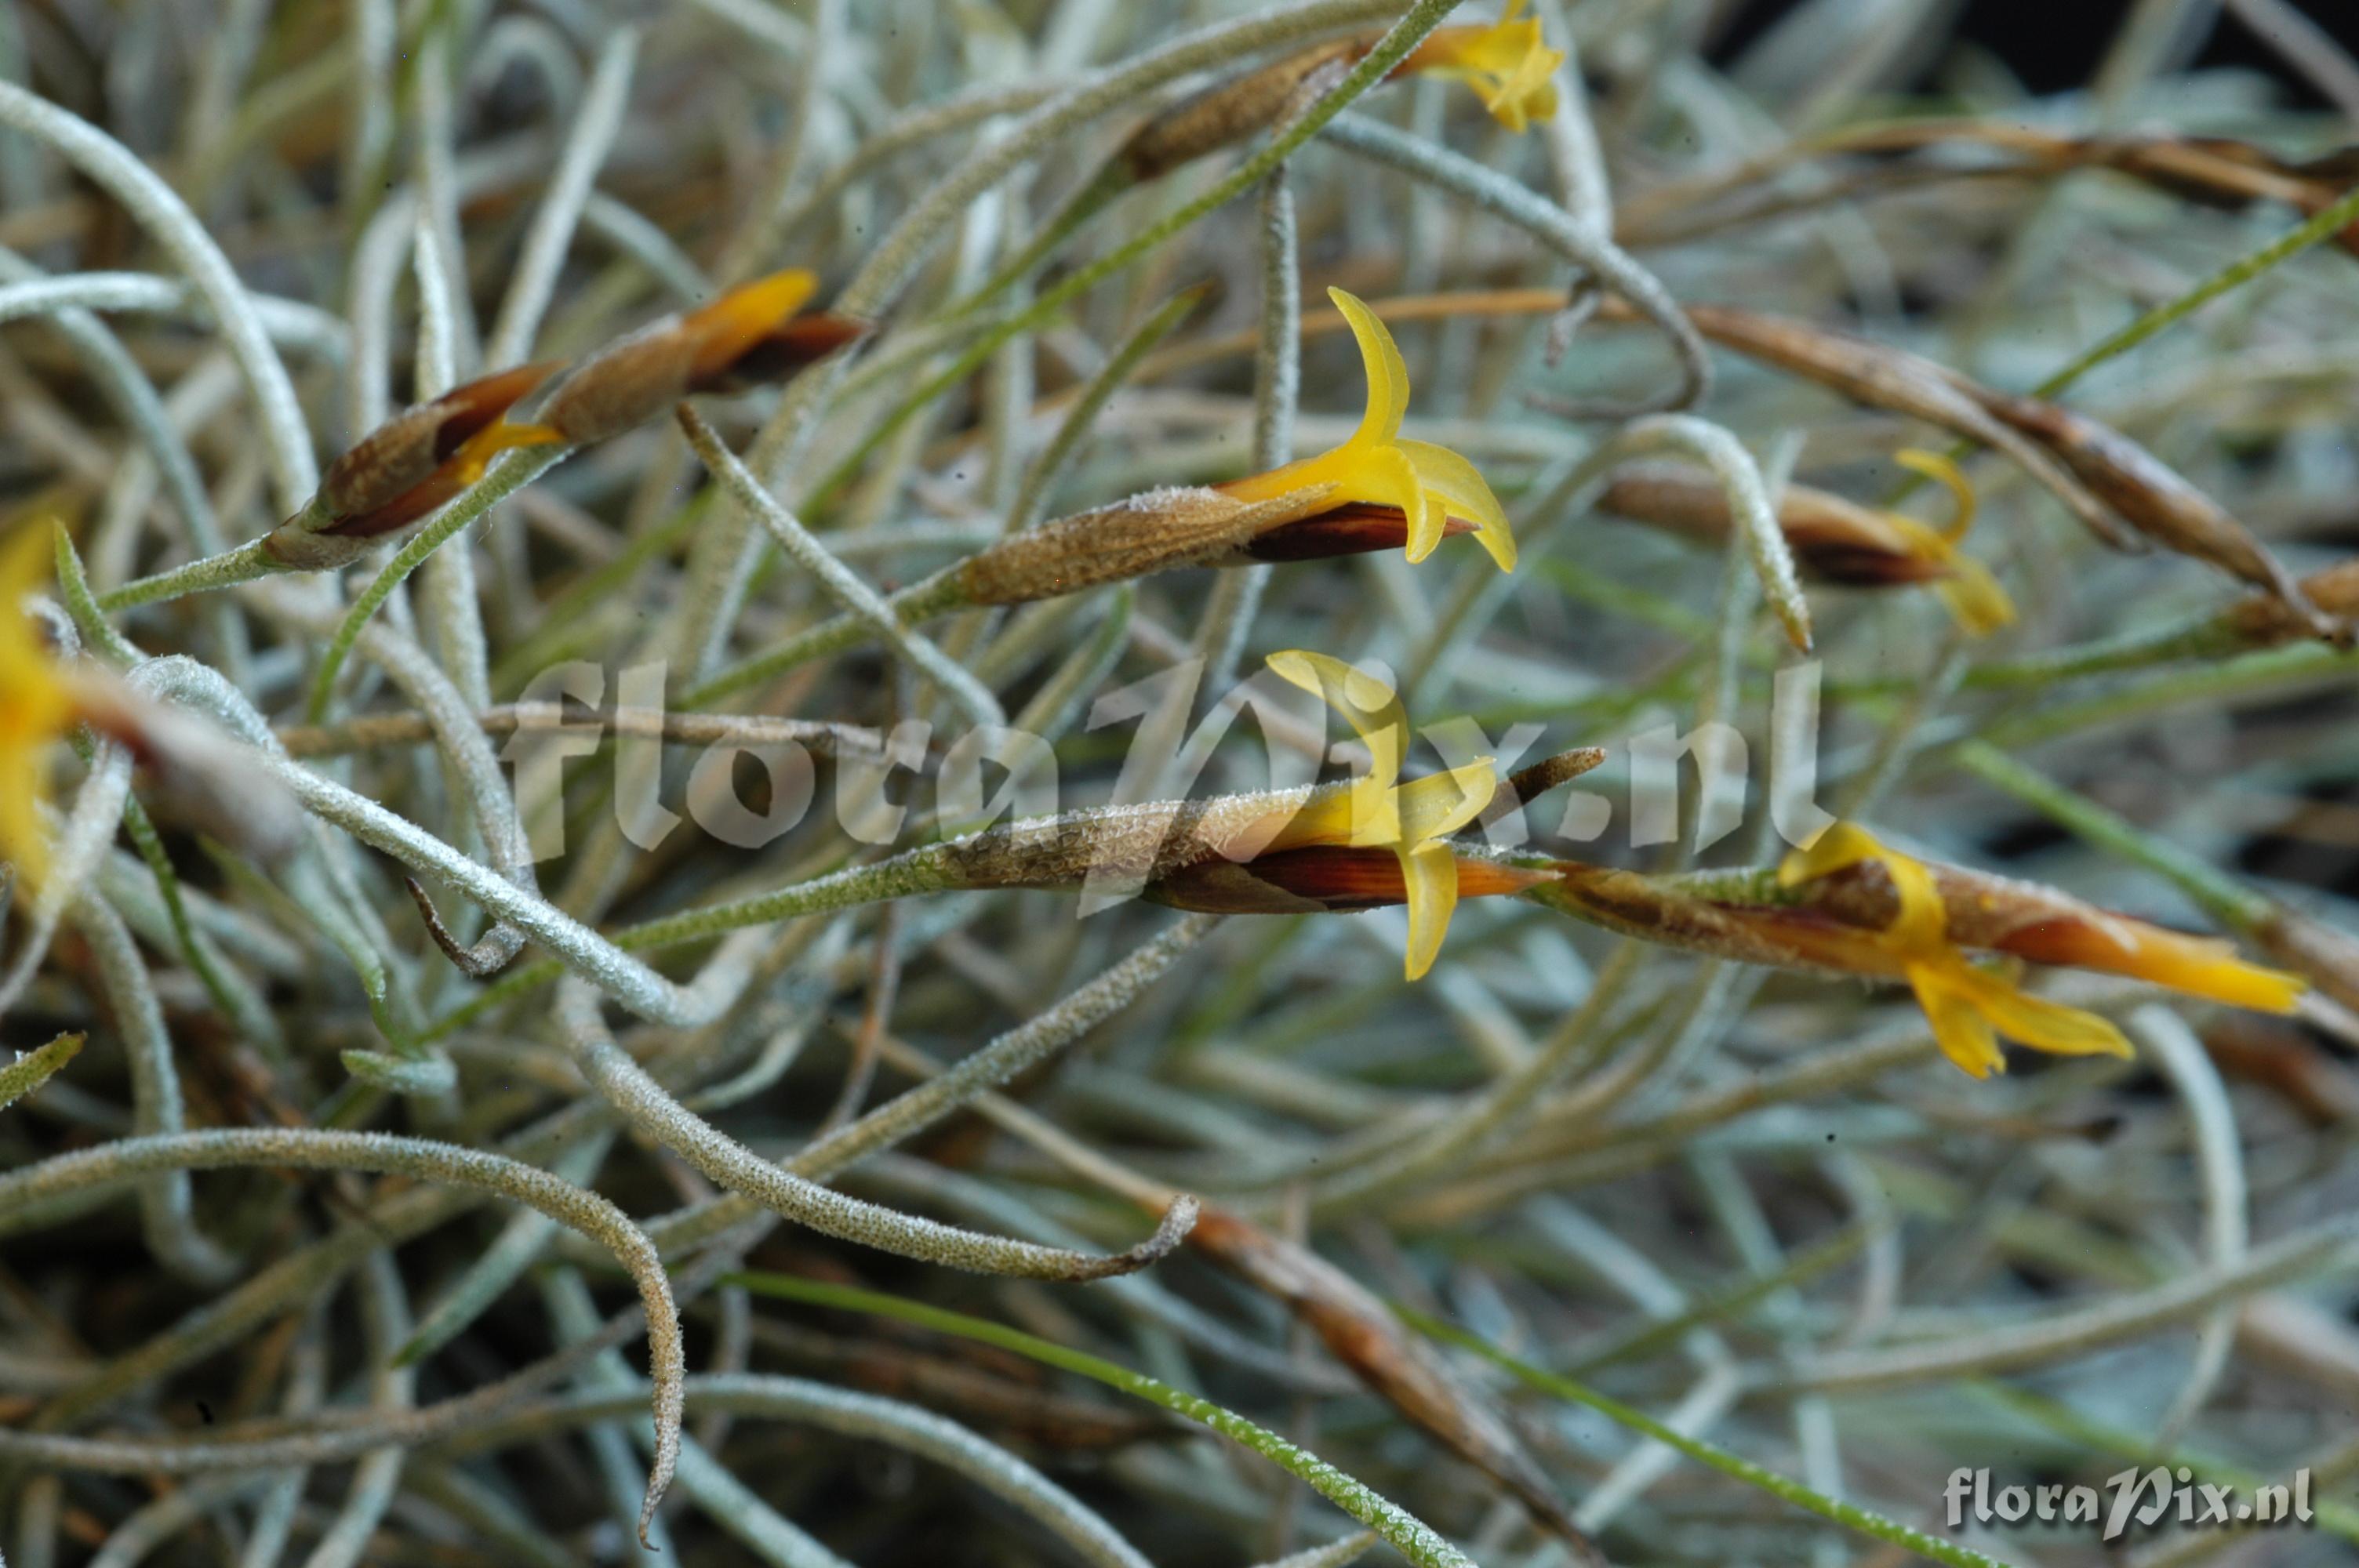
[493,652,1842,885]
[1945,1466,2316,1543]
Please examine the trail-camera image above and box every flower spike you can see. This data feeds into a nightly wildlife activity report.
[1219,289,1515,571]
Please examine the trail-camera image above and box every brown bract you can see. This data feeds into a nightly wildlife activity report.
[1597,467,1953,586]
[540,269,867,445]
[1148,842,1553,915]
[951,485,1338,606]
[2226,559,2359,647]
[1118,38,1365,182]
[1233,500,1478,563]
[932,789,1324,894]
[314,361,562,529]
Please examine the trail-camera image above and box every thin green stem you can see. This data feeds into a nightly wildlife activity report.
[724,1272,1476,1568]
[1951,740,2272,931]
[97,538,278,612]
[799,0,1462,515]
[0,1032,84,1112]
[307,446,570,721]
[1394,1307,2024,1568]
[2032,180,2359,400]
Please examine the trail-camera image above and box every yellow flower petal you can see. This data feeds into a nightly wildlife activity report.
[1256,653,1501,979]
[1359,444,1438,562]
[1401,840,1460,982]
[1786,820,2130,1076]
[1895,449,1976,543]
[2113,929,2308,1013]
[1779,822,1943,949]
[1395,758,1497,844]
[1265,648,1405,845]
[1914,969,2006,1078]
[1407,1,1564,133]
[1328,286,1408,446]
[1,523,75,889]
[682,267,820,383]
[1218,290,1514,573]
[1398,438,1515,569]
[1777,820,1881,886]
[1885,451,2016,637]
[1947,964,2135,1058]
[0,748,50,891]
[1932,554,2019,638]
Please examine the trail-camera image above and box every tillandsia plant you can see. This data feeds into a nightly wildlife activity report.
[7,2,2359,1567]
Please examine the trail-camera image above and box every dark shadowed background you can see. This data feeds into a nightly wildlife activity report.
[1708,0,2359,104]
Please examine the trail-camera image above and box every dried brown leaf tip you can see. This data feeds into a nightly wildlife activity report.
[1599,448,2015,635]
[1961,385,2350,644]
[2249,906,2359,1017]
[539,267,868,445]
[2223,558,2359,649]
[1539,822,2304,1079]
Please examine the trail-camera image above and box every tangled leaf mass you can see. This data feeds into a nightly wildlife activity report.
[2,3,2357,1566]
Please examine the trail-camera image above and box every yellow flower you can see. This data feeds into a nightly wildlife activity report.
[1259,649,1512,980]
[1779,822,2135,1078]
[0,525,77,890]
[1401,1,1565,133]
[1882,449,2016,637]
[1219,289,1515,570]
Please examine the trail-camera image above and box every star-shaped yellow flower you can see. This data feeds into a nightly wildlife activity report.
[1402,1,1565,134]
[1260,649,1507,980]
[1779,822,2136,1077]
[1219,289,1515,570]
[1882,450,2016,637]
[0,526,77,890]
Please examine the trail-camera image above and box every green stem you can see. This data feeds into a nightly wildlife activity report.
[1970,641,2358,751]
[307,445,571,722]
[725,1271,1477,1568]
[97,538,279,612]
[0,1032,84,1113]
[2032,180,2359,401]
[799,0,1463,517]
[122,797,271,1048]
[413,850,947,1046]
[1950,740,2273,931]
[681,571,970,707]
[1394,1306,2025,1568]
[1968,1381,2359,1543]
